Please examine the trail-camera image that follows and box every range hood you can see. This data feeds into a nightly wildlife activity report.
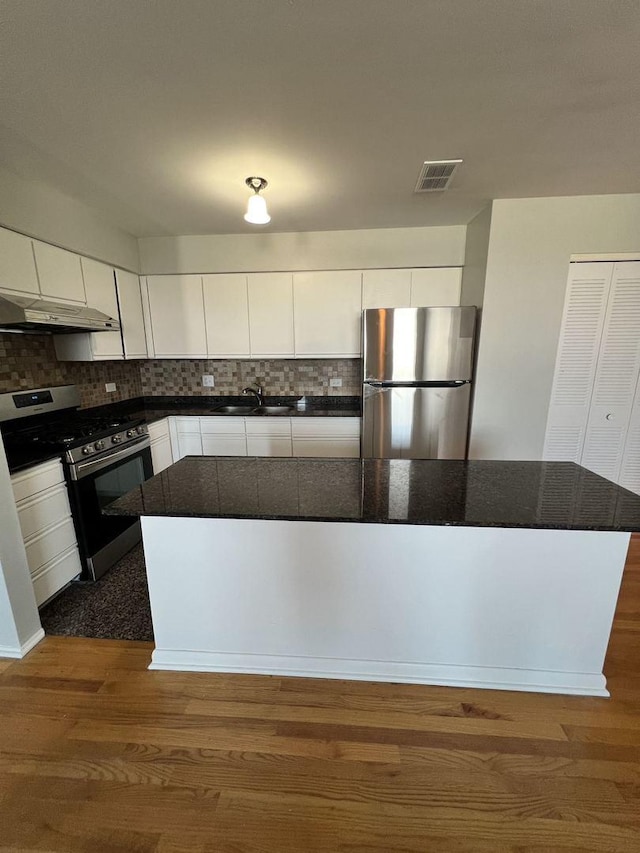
[0,293,120,334]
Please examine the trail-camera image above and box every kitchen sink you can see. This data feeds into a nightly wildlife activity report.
[252,405,294,415]
[213,405,256,414]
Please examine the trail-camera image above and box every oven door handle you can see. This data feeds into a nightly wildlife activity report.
[70,437,151,481]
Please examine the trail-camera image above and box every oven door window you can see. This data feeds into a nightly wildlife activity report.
[94,456,147,511]
[69,448,153,559]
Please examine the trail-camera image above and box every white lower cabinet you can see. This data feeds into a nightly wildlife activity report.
[11,459,82,607]
[148,418,174,473]
[166,414,361,459]
[171,417,203,460]
[291,417,361,457]
[200,417,247,456]
[245,418,293,457]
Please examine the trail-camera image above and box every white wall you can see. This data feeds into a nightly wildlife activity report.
[0,165,139,272]
[460,205,491,308]
[138,225,466,275]
[0,441,42,657]
[470,194,640,460]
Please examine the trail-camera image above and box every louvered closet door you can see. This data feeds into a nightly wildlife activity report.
[619,385,640,495]
[582,262,640,481]
[543,263,613,462]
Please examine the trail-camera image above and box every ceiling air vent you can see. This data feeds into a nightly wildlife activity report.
[414,159,462,193]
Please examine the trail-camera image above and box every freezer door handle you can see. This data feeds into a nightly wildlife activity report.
[364,380,468,388]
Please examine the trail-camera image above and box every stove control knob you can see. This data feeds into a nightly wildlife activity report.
[136,425,146,435]
[82,445,94,455]
[126,428,137,438]
[111,434,122,444]
[94,440,105,451]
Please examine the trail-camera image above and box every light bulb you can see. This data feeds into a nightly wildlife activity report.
[244,193,270,225]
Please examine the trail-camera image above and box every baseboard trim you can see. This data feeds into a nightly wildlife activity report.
[20,627,45,656]
[150,649,609,697]
[1,628,46,660]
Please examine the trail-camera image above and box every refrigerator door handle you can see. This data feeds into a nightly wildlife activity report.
[364,380,469,388]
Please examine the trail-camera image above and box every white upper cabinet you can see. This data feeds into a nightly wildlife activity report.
[362,269,411,309]
[145,275,207,357]
[80,258,122,358]
[247,273,294,358]
[116,270,148,359]
[410,268,462,306]
[0,228,40,296]
[293,270,362,358]
[203,274,250,358]
[33,241,86,303]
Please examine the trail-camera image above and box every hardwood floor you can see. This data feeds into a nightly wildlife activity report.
[1,538,639,852]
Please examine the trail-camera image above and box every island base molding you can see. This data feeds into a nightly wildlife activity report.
[141,517,630,697]
[149,650,609,696]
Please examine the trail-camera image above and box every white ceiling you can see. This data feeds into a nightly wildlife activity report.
[1,0,640,237]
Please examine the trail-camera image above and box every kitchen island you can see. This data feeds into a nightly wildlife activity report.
[105,457,640,696]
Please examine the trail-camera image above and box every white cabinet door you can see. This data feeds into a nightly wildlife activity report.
[581,262,640,481]
[294,271,362,357]
[543,263,614,463]
[292,438,360,457]
[176,432,203,459]
[33,241,86,303]
[201,416,247,456]
[410,268,462,306]
[116,270,149,359]
[291,417,361,457]
[246,418,292,456]
[247,273,294,357]
[362,269,411,309]
[0,228,40,296]
[80,258,123,358]
[151,437,174,474]
[203,274,250,358]
[146,275,207,357]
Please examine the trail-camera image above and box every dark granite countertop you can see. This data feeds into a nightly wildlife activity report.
[2,396,359,474]
[5,447,64,475]
[87,395,361,426]
[103,457,640,532]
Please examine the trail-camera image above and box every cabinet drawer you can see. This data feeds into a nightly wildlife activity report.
[11,459,65,503]
[32,546,82,608]
[245,418,292,437]
[200,416,246,435]
[25,517,78,575]
[291,417,361,438]
[147,418,170,442]
[292,438,361,458]
[202,435,248,456]
[17,484,72,541]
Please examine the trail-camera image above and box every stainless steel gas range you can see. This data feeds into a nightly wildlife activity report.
[0,385,153,581]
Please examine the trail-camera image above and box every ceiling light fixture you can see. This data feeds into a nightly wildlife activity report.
[244,176,270,225]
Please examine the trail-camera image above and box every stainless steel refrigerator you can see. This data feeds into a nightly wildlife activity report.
[361,306,477,459]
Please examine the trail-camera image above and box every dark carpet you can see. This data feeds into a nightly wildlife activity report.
[39,543,154,641]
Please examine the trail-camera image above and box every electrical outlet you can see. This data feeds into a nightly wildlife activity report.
[105,382,117,393]
[329,377,343,387]
[202,374,215,388]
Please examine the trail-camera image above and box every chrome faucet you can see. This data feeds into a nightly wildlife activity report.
[242,384,264,406]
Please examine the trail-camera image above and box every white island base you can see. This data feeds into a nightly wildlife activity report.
[142,516,629,697]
